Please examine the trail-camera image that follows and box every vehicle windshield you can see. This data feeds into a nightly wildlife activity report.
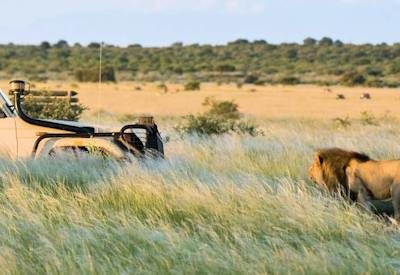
[0,89,16,116]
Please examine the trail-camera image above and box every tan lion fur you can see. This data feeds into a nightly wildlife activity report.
[346,159,400,219]
[308,148,371,196]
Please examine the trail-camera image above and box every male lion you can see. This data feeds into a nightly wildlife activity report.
[308,148,370,197]
[346,159,400,220]
[309,148,394,216]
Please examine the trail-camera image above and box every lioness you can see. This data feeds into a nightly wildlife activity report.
[346,159,400,219]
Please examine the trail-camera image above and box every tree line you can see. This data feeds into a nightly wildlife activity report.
[0,38,399,87]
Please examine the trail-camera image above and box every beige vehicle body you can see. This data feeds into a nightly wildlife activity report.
[0,81,164,159]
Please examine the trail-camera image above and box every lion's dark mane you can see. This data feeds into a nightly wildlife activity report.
[318,148,371,198]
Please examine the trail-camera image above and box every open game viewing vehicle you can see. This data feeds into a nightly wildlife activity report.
[0,80,164,159]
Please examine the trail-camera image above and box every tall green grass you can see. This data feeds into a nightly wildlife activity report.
[1,120,400,274]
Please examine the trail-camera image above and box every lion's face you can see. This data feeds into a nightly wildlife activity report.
[308,154,326,188]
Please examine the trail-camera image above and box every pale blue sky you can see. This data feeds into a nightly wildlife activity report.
[0,0,399,46]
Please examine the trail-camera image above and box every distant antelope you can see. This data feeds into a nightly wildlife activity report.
[360,93,371,100]
[325,88,333,93]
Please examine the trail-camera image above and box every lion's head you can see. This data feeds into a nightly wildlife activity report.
[308,148,371,196]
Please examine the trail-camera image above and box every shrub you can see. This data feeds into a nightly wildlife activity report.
[23,96,85,121]
[176,115,263,136]
[278,76,300,85]
[366,78,385,88]
[243,74,259,84]
[340,71,366,86]
[319,37,334,46]
[215,64,236,73]
[157,83,168,93]
[233,120,264,136]
[176,99,262,136]
[303,37,317,46]
[254,80,266,86]
[184,81,201,91]
[366,67,383,77]
[176,115,231,135]
[333,116,351,129]
[40,41,51,50]
[360,111,379,126]
[75,66,116,82]
[204,99,241,120]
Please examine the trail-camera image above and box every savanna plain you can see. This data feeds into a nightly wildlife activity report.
[1,81,400,274]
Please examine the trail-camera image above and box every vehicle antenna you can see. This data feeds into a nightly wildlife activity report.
[97,42,104,128]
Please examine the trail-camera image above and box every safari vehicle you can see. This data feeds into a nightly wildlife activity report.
[0,80,164,159]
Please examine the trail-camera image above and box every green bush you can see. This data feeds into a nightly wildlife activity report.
[184,81,201,91]
[215,64,236,73]
[75,66,116,82]
[333,116,352,129]
[176,115,231,135]
[340,71,366,86]
[243,74,259,84]
[204,98,241,120]
[303,37,317,46]
[278,76,301,85]
[366,78,385,88]
[23,95,85,121]
[360,111,379,126]
[176,99,262,136]
[319,37,334,46]
[365,67,383,76]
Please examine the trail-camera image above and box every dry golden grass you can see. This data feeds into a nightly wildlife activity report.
[2,80,400,119]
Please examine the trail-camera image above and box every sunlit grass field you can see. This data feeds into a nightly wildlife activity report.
[1,118,400,273]
[1,80,400,119]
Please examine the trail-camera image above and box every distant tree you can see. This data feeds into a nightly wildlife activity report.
[173,66,184,74]
[319,37,334,46]
[389,62,400,74]
[341,71,366,86]
[127,44,142,48]
[334,40,344,47]
[54,40,69,48]
[366,67,383,77]
[303,37,317,46]
[102,66,117,82]
[286,49,298,59]
[40,41,51,50]
[229,39,250,45]
[243,74,259,84]
[0,37,399,88]
[75,66,116,82]
[172,42,183,47]
[88,42,101,48]
[253,40,267,45]
[215,64,236,73]
[278,76,300,85]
